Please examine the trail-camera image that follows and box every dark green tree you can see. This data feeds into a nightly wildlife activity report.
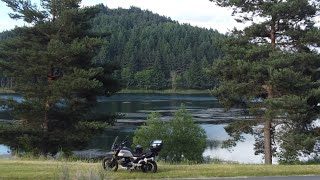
[133,68,166,90]
[151,50,168,89]
[120,67,134,89]
[0,0,120,155]
[210,0,320,164]
[201,57,216,89]
[185,58,204,89]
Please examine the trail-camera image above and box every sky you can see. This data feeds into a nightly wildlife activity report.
[0,0,242,34]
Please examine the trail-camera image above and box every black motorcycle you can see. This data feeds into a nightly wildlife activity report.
[102,136,162,173]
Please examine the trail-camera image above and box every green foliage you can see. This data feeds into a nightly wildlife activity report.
[134,69,167,90]
[133,108,207,163]
[0,0,121,156]
[120,67,134,89]
[132,112,168,149]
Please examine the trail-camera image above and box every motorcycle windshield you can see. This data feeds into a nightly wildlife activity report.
[111,136,119,150]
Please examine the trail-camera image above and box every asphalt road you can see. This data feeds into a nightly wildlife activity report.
[175,176,320,180]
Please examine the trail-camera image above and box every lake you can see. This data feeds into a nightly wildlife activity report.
[0,93,269,164]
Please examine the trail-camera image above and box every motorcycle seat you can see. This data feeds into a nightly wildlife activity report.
[132,152,143,157]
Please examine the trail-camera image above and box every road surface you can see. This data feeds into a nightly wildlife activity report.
[175,176,320,180]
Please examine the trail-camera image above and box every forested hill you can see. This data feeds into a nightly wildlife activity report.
[0,4,225,90]
[92,4,225,90]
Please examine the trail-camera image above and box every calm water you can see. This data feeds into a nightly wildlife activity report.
[0,93,267,163]
[91,93,266,164]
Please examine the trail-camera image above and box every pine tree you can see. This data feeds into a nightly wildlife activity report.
[210,0,320,164]
[185,58,203,89]
[0,0,120,155]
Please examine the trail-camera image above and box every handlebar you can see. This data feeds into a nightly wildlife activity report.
[120,136,129,146]
[111,136,130,151]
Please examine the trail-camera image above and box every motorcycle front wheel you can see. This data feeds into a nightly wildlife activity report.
[141,161,157,173]
[102,157,118,172]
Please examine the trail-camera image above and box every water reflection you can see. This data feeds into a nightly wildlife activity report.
[203,136,264,164]
[202,124,263,164]
[0,145,10,155]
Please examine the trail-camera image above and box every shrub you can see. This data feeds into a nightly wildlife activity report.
[133,108,207,163]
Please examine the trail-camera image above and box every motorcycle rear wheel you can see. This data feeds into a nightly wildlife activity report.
[102,157,118,172]
[141,161,157,173]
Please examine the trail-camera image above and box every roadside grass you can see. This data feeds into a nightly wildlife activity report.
[0,159,101,180]
[1,159,320,180]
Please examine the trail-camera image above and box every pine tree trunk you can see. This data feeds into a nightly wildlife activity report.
[261,17,277,165]
[262,84,274,164]
[43,101,50,131]
[52,0,57,21]
[271,20,276,49]
[171,71,177,90]
[43,67,54,131]
[264,119,272,164]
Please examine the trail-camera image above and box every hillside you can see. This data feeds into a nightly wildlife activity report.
[91,4,225,90]
[0,4,226,90]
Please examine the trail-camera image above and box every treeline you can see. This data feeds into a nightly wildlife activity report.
[0,30,15,77]
[91,5,225,90]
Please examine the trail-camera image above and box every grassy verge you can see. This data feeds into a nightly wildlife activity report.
[0,88,15,94]
[1,159,320,179]
[0,88,212,95]
[119,89,212,94]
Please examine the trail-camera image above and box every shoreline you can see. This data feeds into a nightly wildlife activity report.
[0,89,213,95]
[118,89,212,94]
[0,88,15,94]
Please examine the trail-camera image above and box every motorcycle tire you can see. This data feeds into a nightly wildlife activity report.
[141,161,157,173]
[102,157,118,172]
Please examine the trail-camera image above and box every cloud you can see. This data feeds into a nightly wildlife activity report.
[97,0,241,33]
[0,2,23,32]
[81,0,105,7]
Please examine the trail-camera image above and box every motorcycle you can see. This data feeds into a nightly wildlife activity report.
[102,136,162,173]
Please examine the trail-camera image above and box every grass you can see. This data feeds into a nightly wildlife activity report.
[119,89,212,94]
[0,88,15,94]
[1,159,320,179]
[0,89,211,96]
[0,159,101,180]
[0,88,212,95]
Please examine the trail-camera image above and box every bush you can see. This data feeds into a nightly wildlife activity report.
[133,108,207,163]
